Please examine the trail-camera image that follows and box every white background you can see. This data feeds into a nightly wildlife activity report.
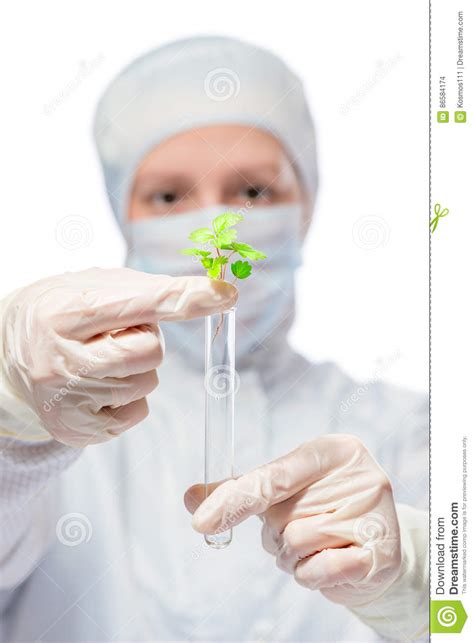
[0,0,428,392]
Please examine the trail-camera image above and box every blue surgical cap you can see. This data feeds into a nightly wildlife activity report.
[93,36,318,225]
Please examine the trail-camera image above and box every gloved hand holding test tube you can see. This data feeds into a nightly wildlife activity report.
[181,211,267,548]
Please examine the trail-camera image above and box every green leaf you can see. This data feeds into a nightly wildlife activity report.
[228,242,267,260]
[201,257,213,269]
[214,255,229,266]
[180,210,267,282]
[181,248,211,257]
[207,263,221,279]
[189,227,214,243]
[231,260,252,279]
[212,212,243,235]
[205,256,228,279]
[213,228,238,248]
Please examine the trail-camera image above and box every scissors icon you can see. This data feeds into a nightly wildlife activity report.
[430,203,449,233]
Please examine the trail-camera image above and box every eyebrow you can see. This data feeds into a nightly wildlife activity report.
[134,161,283,190]
[223,161,282,178]
[133,172,190,187]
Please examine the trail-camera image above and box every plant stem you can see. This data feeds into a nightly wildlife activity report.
[212,249,235,342]
[221,250,235,281]
[213,311,224,343]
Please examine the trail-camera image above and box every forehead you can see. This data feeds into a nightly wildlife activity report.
[135,125,289,178]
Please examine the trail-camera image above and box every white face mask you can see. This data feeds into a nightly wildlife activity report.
[123,204,303,365]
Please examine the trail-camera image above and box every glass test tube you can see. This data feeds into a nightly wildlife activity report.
[204,307,236,548]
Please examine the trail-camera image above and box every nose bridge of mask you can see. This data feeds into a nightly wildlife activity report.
[235,204,303,269]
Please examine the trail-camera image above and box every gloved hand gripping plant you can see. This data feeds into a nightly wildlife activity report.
[181,212,266,548]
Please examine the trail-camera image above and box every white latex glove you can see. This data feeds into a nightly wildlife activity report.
[186,435,401,608]
[349,504,429,640]
[0,267,237,447]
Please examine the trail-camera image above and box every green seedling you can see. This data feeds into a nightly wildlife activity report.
[181,212,267,340]
[181,212,266,283]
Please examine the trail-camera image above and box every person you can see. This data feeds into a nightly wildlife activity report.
[0,36,428,642]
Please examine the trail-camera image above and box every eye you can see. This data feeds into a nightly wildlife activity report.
[152,191,178,204]
[243,185,268,200]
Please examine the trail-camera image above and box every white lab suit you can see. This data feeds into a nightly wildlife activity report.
[0,335,428,642]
